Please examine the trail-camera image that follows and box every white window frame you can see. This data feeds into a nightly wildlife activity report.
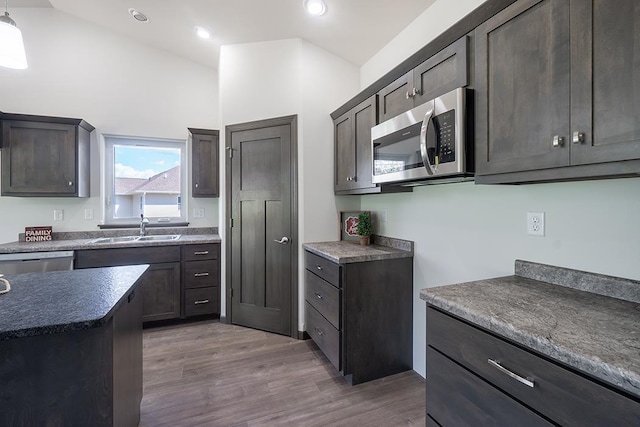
[103,134,187,226]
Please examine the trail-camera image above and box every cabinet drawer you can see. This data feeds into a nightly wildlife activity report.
[304,251,340,287]
[306,302,340,370]
[184,287,218,316]
[181,244,219,262]
[427,306,640,426]
[75,246,180,268]
[426,347,553,427]
[183,260,219,289]
[304,270,340,328]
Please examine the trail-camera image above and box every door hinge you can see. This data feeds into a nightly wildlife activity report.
[230,218,234,228]
[230,288,234,298]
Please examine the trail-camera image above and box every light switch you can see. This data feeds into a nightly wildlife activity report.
[53,209,64,221]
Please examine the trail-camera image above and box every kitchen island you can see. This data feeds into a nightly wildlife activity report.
[0,265,148,427]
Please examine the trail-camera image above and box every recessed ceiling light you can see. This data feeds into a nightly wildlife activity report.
[304,0,327,16]
[128,8,149,23]
[195,26,211,40]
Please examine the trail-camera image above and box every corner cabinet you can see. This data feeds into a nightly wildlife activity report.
[475,0,640,183]
[0,113,94,197]
[304,250,413,385]
[426,306,640,426]
[189,128,219,197]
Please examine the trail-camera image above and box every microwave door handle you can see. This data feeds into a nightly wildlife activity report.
[419,100,436,175]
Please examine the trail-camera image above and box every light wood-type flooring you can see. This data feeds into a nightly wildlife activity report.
[140,320,426,426]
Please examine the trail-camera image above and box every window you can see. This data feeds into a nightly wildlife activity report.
[104,135,186,225]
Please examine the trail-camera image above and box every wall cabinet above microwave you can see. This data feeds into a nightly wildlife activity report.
[474,0,640,183]
[0,112,94,197]
[377,37,469,123]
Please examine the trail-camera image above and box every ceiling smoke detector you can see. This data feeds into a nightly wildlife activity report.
[128,8,149,23]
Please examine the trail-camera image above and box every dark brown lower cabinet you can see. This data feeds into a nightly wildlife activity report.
[75,246,181,323]
[182,243,221,317]
[426,306,640,426]
[0,283,142,426]
[304,250,413,385]
[140,262,181,322]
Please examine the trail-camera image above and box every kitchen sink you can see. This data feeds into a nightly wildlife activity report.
[90,234,181,244]
[137,234,181,242]
[91,236,141,244]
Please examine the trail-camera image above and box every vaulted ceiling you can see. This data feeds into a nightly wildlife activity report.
[13,0,435,69]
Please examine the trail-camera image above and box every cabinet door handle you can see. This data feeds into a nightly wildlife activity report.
[194,251,209,255]
[194,272,209,277]
[314,292,323,300]
[68,181,73,187]
[406,90,410,99]
[412,87,421,97]
[314,327,324,336]
[572,131,585,144]
[194,299,210,305]
[316,265,323,270]
[552,135,565,147]
[195,183,199,188]
[488,359,535,388]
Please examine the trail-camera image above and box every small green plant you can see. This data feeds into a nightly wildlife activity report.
[357,212,372,236]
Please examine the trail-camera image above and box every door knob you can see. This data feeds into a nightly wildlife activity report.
[274,236,289,244]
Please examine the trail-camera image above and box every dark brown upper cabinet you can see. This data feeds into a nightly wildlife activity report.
[0,113,94,197]
[189,128,219,197]
[475,0,640,183]
[377,37,469,123]
[334,95,377,194]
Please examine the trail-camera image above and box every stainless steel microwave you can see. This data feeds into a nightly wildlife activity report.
[371,87,472,185]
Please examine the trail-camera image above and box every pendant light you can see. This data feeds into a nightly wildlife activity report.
[0,0,28,69]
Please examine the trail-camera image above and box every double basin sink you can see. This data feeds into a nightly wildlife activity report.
[91,235,181,244]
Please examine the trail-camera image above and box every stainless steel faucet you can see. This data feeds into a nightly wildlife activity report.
[140,214,149,236]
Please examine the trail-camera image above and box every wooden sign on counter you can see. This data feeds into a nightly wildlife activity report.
[25,226,53,242]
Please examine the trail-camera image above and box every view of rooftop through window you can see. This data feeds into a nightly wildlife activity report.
[112,145,182,219]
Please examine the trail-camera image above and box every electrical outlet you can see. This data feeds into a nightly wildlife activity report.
[53,209,64,221]
[527,212,545,237]
[193,208,205,218]
[84,208,94,220]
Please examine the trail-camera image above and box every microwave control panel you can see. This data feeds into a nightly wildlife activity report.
[433,109,455,164]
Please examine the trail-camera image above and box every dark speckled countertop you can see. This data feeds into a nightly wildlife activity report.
[0,227,220,254]
[420,260,640,397]
[303,235,413,264]
[0,265,148,340]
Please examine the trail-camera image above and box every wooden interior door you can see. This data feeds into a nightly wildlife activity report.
[227,116,297,337]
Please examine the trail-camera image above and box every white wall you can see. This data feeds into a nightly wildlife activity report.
[0,8,219,243]
[361,0,487,88]
[358,0,640,378]
[218,39,360,327]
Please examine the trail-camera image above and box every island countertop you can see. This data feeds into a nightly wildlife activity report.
[420,260,640,397]
[0,265,148,340]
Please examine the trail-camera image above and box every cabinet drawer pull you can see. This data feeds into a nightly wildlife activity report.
[314,327,324,336]
[488,359,535,388]
[193,251,209,255]
[572,131,585,144]
[314,292,323,300]
[194,299,210,305]
[194,272,210,277]
[316,265,323,270]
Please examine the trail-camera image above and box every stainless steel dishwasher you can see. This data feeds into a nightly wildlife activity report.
[0,251,75,275]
